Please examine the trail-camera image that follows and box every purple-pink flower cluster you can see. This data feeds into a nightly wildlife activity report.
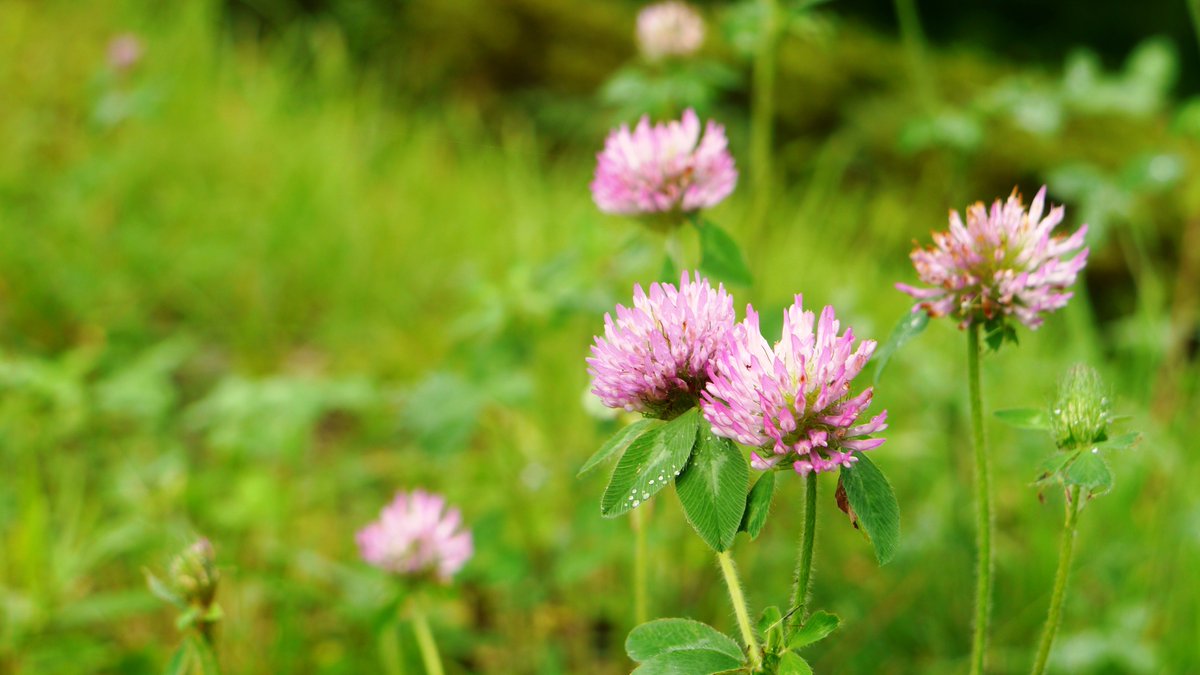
[357,490,473,581]
[587,273,886,475]
[588,271,734,417]
[591,109,737,219]
[896,186,1089,330]
[702,298,887,476]
[636,1,705,61]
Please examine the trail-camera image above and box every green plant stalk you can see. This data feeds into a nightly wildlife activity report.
[381,615,407,675]
[893,0,936,108]
[967,323,992,675]
[749,0,779,240]
[1031,485,1082,675]
[631,506,649,624]
[410,600,444,675]
[716,550,763,670]
[786,471,818,635]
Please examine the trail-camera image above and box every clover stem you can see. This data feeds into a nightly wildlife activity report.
[786,471,818,635]
[968,322,993,675]
[717,550,763,670]
[410,598,444,675]
[1031,485,1082,675]
[631,505,649,624]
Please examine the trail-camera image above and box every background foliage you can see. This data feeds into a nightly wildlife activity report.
[1,0,1198,672]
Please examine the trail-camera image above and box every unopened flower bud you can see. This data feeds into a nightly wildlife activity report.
[170,538,219,608]
[1050,364,1110,450]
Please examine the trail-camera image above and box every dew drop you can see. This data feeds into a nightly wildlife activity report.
[1092,447,1099,454]
[632,500,640,508]
[642,492,649,499]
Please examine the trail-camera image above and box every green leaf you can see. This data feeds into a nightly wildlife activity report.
[579,418,661,477]
[994,407,1051,430]
[166,641,194,675]
[778,651,814,675]
[144,570,185,609]
[738,471,775,540]
[675,429,749,552]
[1034,452,1072,485]
[873,310,929,384]
[756,606,784,652]
[601,409,700,518]
[660,253,679,284]
[698,220,752,287]
[983,318,1018,352]
[1096,432,1140,451]
[1064,451,1113,496]
[626,618,745,663]
[787,610,841,649]
[175,606,200,631]
[632,650,745,675]
[839,454,901,565]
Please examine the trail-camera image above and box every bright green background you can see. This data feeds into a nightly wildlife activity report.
[1,1,1197,673]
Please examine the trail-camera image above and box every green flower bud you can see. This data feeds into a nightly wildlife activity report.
[170,538,219,608]
[1050,365,1110,451]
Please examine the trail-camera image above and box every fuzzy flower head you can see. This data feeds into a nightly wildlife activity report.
[1051,364,1112,451]
[637,1,705,61]
[169,538,219,608]
[588,271,735,418]
[591,109,737,222]
[897,186,1089,330]
[107,33,143,73]
[702,297,887,476]
[357,490,473,582]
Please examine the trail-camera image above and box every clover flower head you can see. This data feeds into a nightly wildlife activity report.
[591,108,737,220]
[356,490,473,581]
[896,186,1089,330]
[637,1,705,61]
[588,271,735,418]
[107,33,143,72]
[702,296,887,476]
[169,537,219,608]
[1052,364,1111,451]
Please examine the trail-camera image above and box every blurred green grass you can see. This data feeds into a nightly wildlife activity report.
[1,1,1198,673]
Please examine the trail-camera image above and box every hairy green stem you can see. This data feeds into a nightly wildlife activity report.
[410,600,444,675]
[631,506,649,624]
[717,551,763,670]
[968,323,993,675]
[787,471,818,634]
[749,0,779,240]
[1031,485,1082,675]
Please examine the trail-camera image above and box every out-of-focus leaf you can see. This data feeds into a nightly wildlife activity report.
[1065,451,1113,497]
[873,310,929,385]
[698,220,752,287]
[994,408,1051,430]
